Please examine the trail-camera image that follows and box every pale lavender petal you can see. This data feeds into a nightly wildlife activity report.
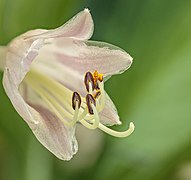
[5,9,93,86]
[30,104,78,161]
[99,92,122,126]
[31,49,85,95]
[25,9,94,40]
[31,38,132,95]
[3,69,78,160]
[2,10,94,160]
[45,39,133,78]
[6,32,44,85]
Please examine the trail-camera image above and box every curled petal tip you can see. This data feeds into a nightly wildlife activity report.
[129,55,133,62]
[84,8,90,13]
[118,121,122,125]
[126,54,133,66]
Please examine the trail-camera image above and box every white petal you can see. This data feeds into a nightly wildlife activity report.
[6,34,44,85]
[25,9,94,40]
[52,39,133,77]
[30,104,78,161]
[31,46,85,95]
[3,69,78,160]
[99,92,122,126]
[5,9,93,86]
[2,9,93,159]
[31,38,133,95]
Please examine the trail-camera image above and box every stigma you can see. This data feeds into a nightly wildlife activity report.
[25,69,135,138]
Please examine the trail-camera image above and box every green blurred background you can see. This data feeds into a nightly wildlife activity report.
[0,0,191,180]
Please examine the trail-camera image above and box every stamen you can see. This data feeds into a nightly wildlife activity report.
[91,104,100,127]
[84,72,95,92]
[94,90,101,99]
[98,122,135,138]
[88,82,93,94]
[86,94,96,115]
[79,104,99,129]
[72,101,80,126]
[78,107,88,120]
[72,92,81,110]
[80,119,98,129]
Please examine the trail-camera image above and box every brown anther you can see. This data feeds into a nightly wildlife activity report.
[86,94,96,115]
[84,72,95,92]
[94,91,101,99]
[72,92,81,110]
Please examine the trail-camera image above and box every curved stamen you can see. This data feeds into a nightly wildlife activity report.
[98,122,135,138]
[91,104,100,127]
[78,107,88,120]
[72,101,80,126]
[79,104,99,129]
[88,82,93,94]
[80,119,97,129]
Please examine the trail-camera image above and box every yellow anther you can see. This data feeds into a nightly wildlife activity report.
[98,74,103,82]
[93,70,98,82]
[93,70,103,83]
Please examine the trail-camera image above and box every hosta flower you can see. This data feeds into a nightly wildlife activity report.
[0,9,135,160]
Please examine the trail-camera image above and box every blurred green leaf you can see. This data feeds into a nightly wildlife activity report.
[90,0,191,180]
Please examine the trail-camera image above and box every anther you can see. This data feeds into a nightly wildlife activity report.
[84,72,95,92]
[94,91,101,99]
[93,70,99,82]
[86,94,96,115]
[72,92,81,110]
[93,70,103,82]
[98,74,103,82]
[93,70,103,90]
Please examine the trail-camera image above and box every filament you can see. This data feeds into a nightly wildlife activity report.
[98,122,135,138]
